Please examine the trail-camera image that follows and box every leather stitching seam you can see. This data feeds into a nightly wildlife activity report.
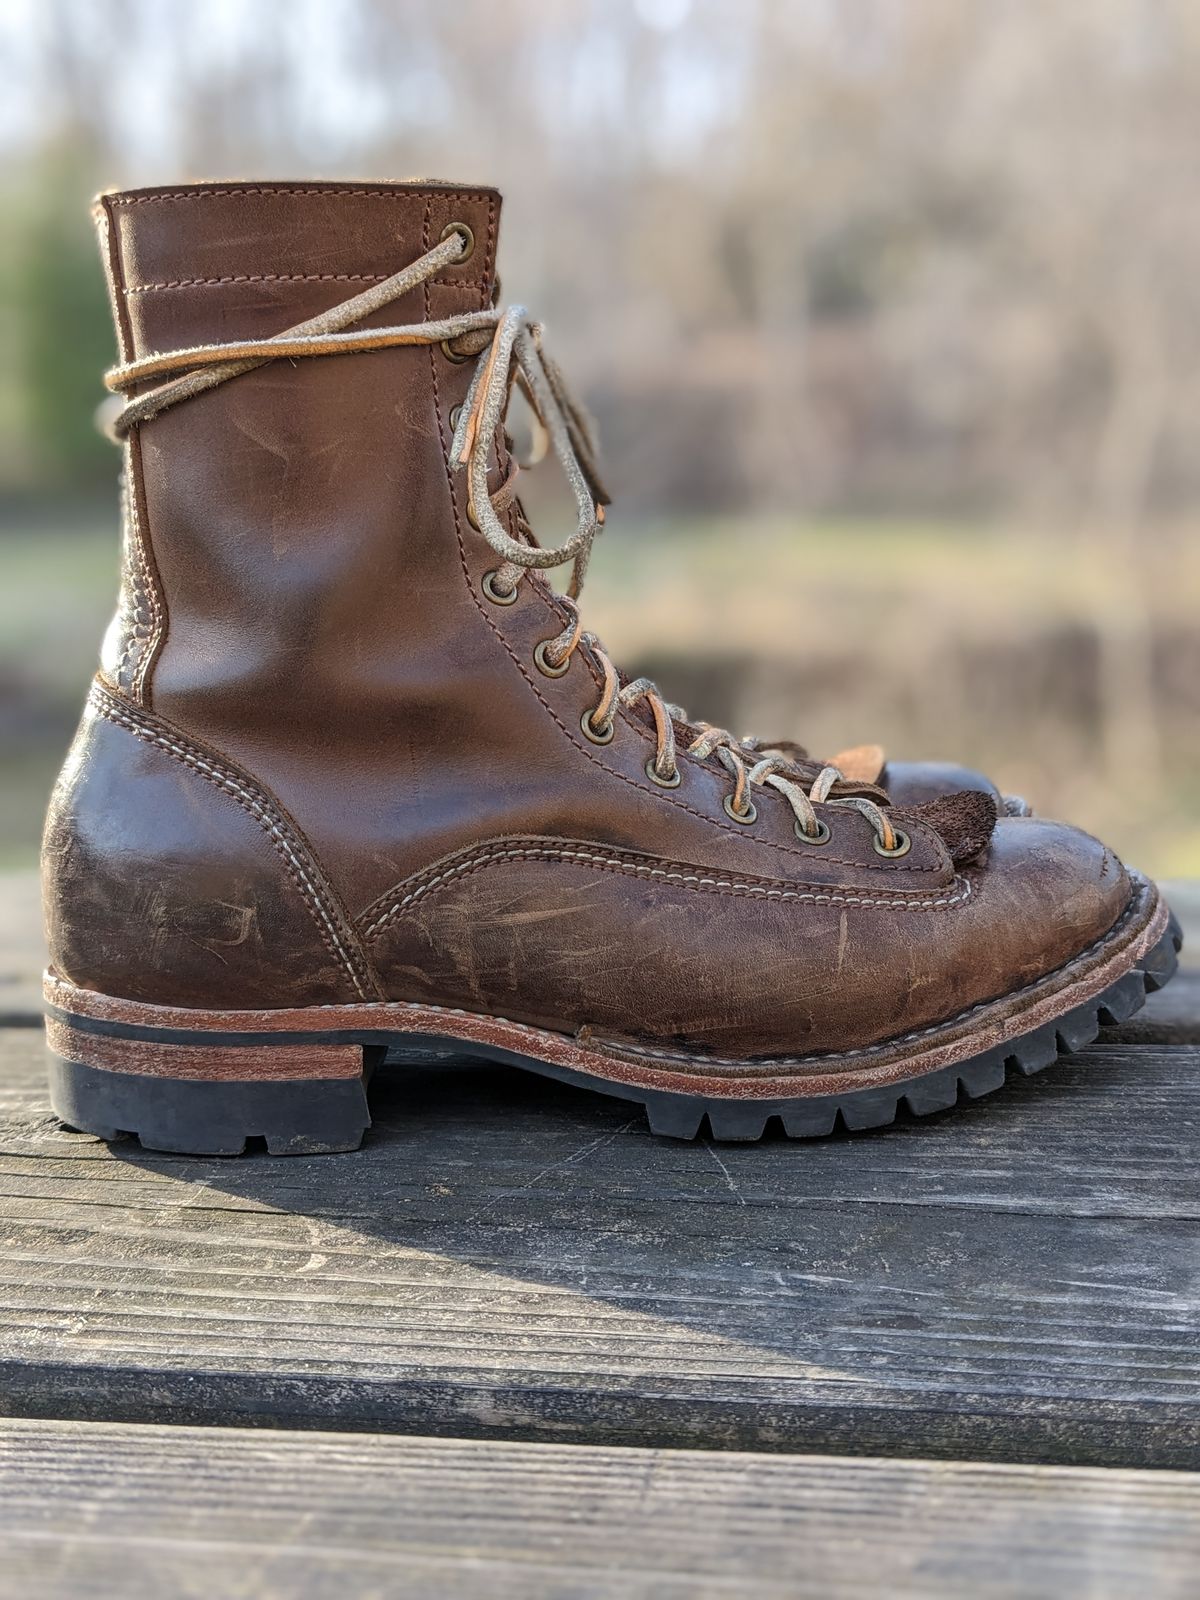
[90,685,375,1000]
[361,842,971,943]
[125,272,480,293]
[110,187,501,205]
[126,447,162,704]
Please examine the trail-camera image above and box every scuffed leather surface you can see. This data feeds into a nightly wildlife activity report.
[362,818,1130,1057]
[43,696,370,1007]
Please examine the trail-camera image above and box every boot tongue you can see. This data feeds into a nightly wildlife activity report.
[891,790,997,865]
[97,180,502,365]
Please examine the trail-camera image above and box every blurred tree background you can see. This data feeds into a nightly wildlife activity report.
[0,0,1197,869]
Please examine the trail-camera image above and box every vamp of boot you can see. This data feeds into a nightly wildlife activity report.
[40,180,1181,1154]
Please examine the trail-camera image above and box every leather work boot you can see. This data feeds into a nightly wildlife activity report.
[42,180,1180,1154]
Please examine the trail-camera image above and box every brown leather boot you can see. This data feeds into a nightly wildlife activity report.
[42,180,1179,1154]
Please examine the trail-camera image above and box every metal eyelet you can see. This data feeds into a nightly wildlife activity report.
[533,639,570,678]
[482,570,518,606]
[439,220,475,263]
[795,819,832,845]
[581,708,615,745]
[441,339,471,364]
[449,404,463,431]
[873,828,912,858]
[645,756,681,789]
[723,794,758,825]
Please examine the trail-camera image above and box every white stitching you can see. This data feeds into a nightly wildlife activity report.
[125,450,161,703]
[111,186,499,205]
[125,271,482,294]
[91,687,372,1000]
[363,843,970,940]
[126,272,394,292]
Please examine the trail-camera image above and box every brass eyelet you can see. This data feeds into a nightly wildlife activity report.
[795,818,832,845]
[873,828,912,858]
[482,569,518,606]
[723,794,758,825]
[581,708,615,745]
[439,220,476,263]
[533,639,570,678]
[645,756,681,789]
[441,339,471,364]
[449,404,463,431]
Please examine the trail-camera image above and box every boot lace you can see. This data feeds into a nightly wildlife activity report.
[105,227,902,854]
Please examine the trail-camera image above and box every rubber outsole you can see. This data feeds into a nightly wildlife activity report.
[44,906,1183,1155]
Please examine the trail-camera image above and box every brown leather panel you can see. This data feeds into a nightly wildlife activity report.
[104,180,499,311]
[43,691,375,1008]
[362,818,1129,1058]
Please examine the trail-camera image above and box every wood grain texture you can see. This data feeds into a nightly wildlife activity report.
[2,1418,1199,1600]
[1,1024,1199,1465]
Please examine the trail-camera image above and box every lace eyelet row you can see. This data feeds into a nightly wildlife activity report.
[521,614,866,842]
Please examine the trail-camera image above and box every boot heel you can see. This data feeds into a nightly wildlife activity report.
[45,1016,375,1156]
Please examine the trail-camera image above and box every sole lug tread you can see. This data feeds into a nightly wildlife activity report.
[705,1105,770,1141]
[902,1068,959,1116]
[644,1096,707,1140]
[1055,1002,1102,1054]
[48,1054,372,1159]
[958,1050,1007,1099]
[780,1102,839,1138]
[1097,970,1147,1026]
[1010,1023,1060,1076]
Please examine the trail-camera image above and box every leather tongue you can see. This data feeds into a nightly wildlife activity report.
[890,789,997,865]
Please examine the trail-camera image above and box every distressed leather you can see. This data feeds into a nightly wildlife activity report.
[41,179,1131,1061]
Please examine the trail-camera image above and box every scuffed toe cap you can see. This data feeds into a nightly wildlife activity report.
[968,816,1132,988]
[881,759,1000,809]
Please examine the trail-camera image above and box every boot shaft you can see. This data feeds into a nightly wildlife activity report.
[97,184,510,902]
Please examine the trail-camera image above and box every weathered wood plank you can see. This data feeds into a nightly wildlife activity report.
[2,1418,1198,1600]
[1,1028,1198,1465]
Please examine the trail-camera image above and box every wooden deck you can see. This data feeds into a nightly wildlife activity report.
[1,873,1197,1596]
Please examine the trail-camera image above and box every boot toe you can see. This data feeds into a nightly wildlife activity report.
[970,816,1132,990]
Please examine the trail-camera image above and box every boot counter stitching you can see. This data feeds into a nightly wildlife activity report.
[90,686,374,1000]
[361,842,971,944]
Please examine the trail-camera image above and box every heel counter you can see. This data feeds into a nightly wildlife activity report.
[42,681,378,1007]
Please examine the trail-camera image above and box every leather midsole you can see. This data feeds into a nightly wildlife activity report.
[43,876,1166,1100]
